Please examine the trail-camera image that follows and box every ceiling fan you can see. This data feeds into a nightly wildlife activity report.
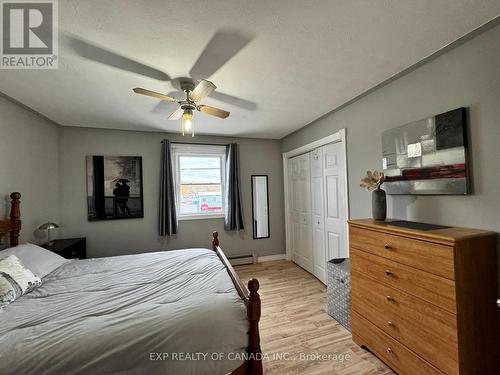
[65,29,256,137]
[133,79,228,137]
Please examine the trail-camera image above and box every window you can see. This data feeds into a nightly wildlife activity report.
[172,144,226,219]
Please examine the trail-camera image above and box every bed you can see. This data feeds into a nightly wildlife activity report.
[0,192,262,375]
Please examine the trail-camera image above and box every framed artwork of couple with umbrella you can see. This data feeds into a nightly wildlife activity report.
[86,156,144,221]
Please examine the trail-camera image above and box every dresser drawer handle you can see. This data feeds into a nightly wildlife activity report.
[387,348,392,354]
[388,321,393,327]
[384,243,392,249]
[385,270,393,276]
[386,296,392,302]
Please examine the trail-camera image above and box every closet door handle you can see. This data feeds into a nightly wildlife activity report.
[385,270,393,276]
[384,244,392,250]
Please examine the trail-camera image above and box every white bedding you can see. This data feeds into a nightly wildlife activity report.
[0,248,249,375]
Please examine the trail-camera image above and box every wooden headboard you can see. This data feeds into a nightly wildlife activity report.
[0,192,21,247]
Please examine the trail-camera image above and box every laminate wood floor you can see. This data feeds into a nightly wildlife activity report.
[235,260,394,375]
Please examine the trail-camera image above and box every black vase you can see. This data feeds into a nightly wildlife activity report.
[372,188,386,221]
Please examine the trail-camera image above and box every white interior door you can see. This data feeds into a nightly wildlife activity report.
[288,153,313,273]
[310,148,326,283]
[323,142,348,259]
[288,157,301,265]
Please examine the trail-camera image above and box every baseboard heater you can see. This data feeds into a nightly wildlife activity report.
[228,254,256,266]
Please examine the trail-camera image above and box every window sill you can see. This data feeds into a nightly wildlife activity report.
[179,214,224,221]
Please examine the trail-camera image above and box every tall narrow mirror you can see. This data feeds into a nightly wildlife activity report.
[251,175,270,239]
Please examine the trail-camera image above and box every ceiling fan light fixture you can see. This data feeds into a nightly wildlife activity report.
[133,79,229,136]
[181,108,194,137]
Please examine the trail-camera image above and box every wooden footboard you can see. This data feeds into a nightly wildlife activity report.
[212,232,263,375]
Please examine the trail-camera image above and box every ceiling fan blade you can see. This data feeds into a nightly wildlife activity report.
[190,80,216,101]
[65,34,170,81]
[133,88,178,102]
[210,91,257,111]
[168,107,184,120]
[150,100,179,114]
[198,105,230,119]
[189,29,254,79]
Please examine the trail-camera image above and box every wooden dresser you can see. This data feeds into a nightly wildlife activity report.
[349,219,499,375]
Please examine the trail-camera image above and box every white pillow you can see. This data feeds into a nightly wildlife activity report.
[0,254,41,307]
[0,243,68,279]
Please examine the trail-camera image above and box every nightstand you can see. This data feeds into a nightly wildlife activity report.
[42,238,86,259]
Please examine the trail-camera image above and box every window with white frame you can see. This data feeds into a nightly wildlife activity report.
[172,143,226,219]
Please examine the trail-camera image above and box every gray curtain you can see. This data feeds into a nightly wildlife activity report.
[159,140,177,236]
[224,143,244,230]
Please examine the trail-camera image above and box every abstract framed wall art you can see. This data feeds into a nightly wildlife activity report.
[86,156,144,220]
[382,107,469,195]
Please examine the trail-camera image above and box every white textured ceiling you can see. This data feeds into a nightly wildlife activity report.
[1,1,499,138]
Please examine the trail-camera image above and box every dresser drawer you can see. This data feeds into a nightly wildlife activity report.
[351,248,456,313]
[352,270,459,374]
[350,226,455,280]
[352,311,444,375]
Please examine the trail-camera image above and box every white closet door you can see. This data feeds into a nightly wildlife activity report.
[288,153,313,273]
[311,148,326,283]
[289,157,301,265]
[323,142,348,259]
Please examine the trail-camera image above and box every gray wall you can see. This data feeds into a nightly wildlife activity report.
[282,24,500,284]
[283,23,500,232]
[0,96,60,244]
[59,126,285,258]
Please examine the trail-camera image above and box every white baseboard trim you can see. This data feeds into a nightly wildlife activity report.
[257,254,287,263]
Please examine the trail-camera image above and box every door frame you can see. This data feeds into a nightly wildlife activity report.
[282,128,349,261]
